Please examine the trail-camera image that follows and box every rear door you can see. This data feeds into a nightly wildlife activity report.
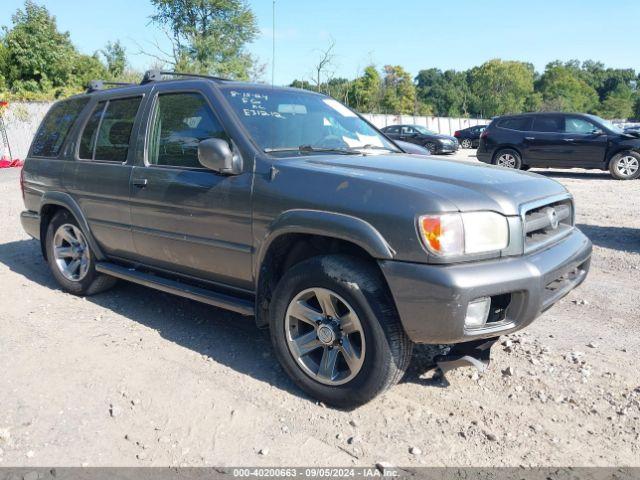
[129,83,253,290]
[560,116,608,167]
[399,126,421,145]
[525,115,565,166]
[63,94,144,258]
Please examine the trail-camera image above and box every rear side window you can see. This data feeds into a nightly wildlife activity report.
[497,117,531,131]
[79,97,142,162]
[147,92,227,169]
[31,97,89,158]
[532,116,563,133]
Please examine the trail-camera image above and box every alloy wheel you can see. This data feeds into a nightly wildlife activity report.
[53,223,90,281]
[497,153,517,168]
[461,139,472,149]
[616,155,639,177]
[284,287,366,386]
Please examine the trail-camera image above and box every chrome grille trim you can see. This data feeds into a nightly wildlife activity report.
[520,194,575,254]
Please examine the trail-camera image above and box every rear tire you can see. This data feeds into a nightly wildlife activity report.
[45,211,117,296]
[494,148,522,169]
[269,255,413,408]
[460,138,472,149]
[609,151,640,180]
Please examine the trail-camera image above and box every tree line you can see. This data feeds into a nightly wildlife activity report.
[292,59,640,120]
[1,1,639,120]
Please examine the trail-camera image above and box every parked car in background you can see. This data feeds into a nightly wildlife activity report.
[454,125,487,149]
[380,124,458,154]
[394,140,432,155]
[477,112,640,180]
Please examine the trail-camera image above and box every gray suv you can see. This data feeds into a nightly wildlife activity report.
[19,71,592,407]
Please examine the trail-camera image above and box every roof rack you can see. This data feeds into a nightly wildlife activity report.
[140,70,231,85]
[86,80,136,93]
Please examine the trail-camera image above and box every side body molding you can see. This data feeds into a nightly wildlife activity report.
[256,209,395,277]
[40,191,107,261]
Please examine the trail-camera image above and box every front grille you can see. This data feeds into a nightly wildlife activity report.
[523,199,573,252]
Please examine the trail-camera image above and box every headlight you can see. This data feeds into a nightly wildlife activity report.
[418,212,509,257]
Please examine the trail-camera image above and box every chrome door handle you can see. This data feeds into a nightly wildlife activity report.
[563,138,575,142]
[524,136,535,141]
[133,179,148,188]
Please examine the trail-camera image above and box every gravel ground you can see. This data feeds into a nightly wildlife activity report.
[0,154,638,467]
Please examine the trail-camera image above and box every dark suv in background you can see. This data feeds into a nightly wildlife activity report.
[477,112,640,180]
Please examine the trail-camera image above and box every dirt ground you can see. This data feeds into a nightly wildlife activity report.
[0,152,638,467]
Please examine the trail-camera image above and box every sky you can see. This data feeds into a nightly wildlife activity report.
[2,0,639,85]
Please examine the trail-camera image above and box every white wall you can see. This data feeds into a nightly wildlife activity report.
[362,114,489,136]
[1,102,52,160]
[0,102,488,160]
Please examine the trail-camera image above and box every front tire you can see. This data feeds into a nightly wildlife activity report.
[425,142,437,154]
[494,148,522,169]
[609,151,640,180]
[45,211,117,296]
[269,255,413,408]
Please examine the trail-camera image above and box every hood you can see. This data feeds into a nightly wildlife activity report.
[294,154,568,216]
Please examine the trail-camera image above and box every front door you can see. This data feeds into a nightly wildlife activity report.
[559,116,608,167]
[129,87,253,290]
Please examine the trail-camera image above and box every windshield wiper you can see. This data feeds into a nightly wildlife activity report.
[348,144,400,153]
[264,145,360,155]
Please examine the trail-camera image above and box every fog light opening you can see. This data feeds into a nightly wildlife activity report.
[465,297,491,329]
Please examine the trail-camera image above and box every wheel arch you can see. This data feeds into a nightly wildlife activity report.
[605,148,640,168]
[39,192,105,262]
[254,210,396,328]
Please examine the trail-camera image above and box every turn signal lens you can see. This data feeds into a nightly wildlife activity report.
[418,214,464,256]
[418,212,509,257]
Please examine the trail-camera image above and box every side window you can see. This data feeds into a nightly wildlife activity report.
[532,116,563,133]
[386,126,399,134]
[401,126,415,135]
[148,92,227,169]
[31,97,89,158]
[497,117,531,131]
[564,117,597,134]
[79,97,142,162]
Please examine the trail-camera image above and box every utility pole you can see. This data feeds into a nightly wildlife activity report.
[272,0,276,86]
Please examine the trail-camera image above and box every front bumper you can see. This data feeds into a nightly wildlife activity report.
[434,143,458,154]
[380,228,592,344]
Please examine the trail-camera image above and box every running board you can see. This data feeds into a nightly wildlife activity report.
[96,262,254,316]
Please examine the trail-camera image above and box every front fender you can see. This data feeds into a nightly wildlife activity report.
[40,191,106,261]
[255,209,395,277]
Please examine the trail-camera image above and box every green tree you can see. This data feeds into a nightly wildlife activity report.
[537,62,599,112]
[101,40,127,78]
[1,1,77,96]
[346,66,382,113]
[469,59,536,117]
[598,84,634,119]
[149,0,259,80]
[416,68,473,116]
[381,65,417,114]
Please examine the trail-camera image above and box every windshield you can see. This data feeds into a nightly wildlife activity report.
[221,86,400,156]
[586,114,624,134]
[413,125,436,135]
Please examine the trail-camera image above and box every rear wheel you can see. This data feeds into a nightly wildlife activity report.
[269,255,413,408]
[494,148,522,169]
[460,138,472,149]
[609,152,640,180]
[45,211,117,295]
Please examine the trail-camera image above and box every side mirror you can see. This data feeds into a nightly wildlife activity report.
[592,128,604,136]
[197,138,242,175]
